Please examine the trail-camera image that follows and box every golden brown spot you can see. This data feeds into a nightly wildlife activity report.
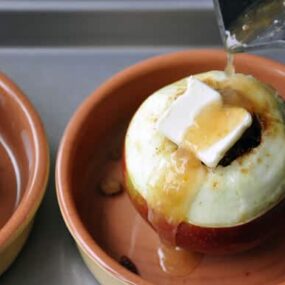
[170,84,187,101]
[149,114,158,123]
[236,153,250,165]
[135,141,142,152]
[201,78,222,90]
[240,168,249,174]
[269,125,279,137]
[259,113,277,131]
[176,87,187,97]
[212,181,219,189]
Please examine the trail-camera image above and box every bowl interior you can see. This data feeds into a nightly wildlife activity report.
[0,75,44,229]
[61,50,285,285]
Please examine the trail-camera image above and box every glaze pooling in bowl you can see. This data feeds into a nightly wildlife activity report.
[56,50,285,285]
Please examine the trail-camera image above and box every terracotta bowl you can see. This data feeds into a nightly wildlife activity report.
[56,49,285,285]
[0,73,49,275]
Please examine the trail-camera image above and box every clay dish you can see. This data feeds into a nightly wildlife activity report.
[56,49,285,285]
[0,73,49,275]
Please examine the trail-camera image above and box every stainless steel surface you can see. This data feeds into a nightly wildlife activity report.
[0,1,284,285]
[0,0,219,47]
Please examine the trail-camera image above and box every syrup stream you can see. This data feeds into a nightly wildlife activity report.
[225,52,235,77]
[150,53,237,275]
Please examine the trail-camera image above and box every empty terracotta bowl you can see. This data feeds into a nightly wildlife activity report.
[56,49,285,285]
[0,73,49,275]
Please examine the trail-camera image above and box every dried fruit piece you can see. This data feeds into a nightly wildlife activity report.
[119,256,139,275]
[98,161,123,196]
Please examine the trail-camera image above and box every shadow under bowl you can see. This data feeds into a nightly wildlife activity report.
[0,73,49,275]
[56,49,285,285]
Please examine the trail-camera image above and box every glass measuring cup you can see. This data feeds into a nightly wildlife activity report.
[214,0,285,52]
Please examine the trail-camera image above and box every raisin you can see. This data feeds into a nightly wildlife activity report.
[119,256,139,275]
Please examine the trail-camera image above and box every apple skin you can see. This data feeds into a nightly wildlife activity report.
[123,153,285,255]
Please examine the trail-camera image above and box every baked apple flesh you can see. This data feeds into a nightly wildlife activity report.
[124,71,285,254]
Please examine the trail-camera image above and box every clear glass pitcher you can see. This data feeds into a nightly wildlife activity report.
[213,0,285,52]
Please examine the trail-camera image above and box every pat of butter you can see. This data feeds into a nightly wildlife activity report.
[158,77,222,145]
[194,112,252,167]
[158,77,252,168]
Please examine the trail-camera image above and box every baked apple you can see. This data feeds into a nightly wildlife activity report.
[124,70,285,254]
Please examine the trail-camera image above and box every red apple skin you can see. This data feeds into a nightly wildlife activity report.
[123,154,285,255]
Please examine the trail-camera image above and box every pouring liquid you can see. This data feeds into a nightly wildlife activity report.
[152,52,238,276]
[225,52,235,77]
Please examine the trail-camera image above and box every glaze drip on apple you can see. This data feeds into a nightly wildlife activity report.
[124,70,285,255]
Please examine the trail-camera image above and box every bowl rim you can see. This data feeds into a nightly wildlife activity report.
[0,72,50,249]
[55,48,285,285]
